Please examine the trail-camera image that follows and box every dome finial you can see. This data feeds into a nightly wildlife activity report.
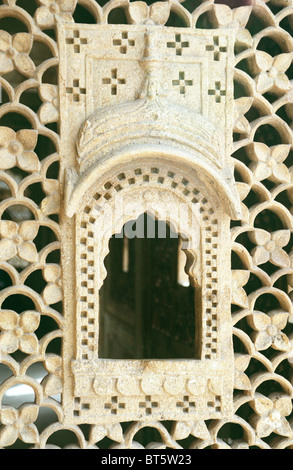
[140,30,167,100]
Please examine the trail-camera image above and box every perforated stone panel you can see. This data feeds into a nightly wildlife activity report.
[0,0,292,450]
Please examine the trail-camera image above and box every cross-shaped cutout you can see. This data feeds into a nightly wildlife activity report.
[139,395,159,415]
[73,397,90,416]
[167,34,190,56]
[207,395,221,412]
[208,81,226,103]
[66,30,88,53]
[205,36,227,61]
[66,79,86,102]
[113,31,135,54]
[172,71,193,95]
[104,396,126,415]
[176,395,196,413]
[102,68,126,96]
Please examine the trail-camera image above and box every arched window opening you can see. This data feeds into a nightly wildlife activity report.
[99,213,198,360]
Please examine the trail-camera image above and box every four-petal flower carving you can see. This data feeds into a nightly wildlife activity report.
[34,0,77,29]
[209,5,253,48]
[248,310,290,351]
[40,179,60,216]
[234,354,251,390]
[89,423,125,446]
[0,404,39,447]
[171,420,210,441]
[0,30,35,77]
[233,97,254,134]
[253,51,292,94]
[249,229,291,267]
[248,142,290,183]
[0,309,40,354]
[128,1,170,25]
[251,393,292,438]
[42,264,62,305]
[42,353,62,396]
[232,270,250,308]
[0,220,39,263]
[235,182,250,223]
[38,84,59,125]
[0,127,39,172]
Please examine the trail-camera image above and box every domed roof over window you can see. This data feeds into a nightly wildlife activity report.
[76,73,223,172]
[68,72,241,220]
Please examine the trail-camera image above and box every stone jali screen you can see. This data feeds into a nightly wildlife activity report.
[0,0,292,449]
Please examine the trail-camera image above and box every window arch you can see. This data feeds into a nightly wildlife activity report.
[63,159,234,424]
[99,212,198,360]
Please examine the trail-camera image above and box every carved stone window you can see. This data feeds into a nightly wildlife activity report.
[99,214,198,360]
[60,18,241,424]
[0,0,292,450]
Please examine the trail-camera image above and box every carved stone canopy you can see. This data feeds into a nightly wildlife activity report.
[67,80,241,220]
[59,23,241,220]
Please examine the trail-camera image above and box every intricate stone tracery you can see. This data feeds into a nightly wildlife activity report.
[58,15,239,425]
[0,0,291,450]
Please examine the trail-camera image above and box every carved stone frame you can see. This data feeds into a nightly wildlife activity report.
[59,21,241,424]
[63,157,234,424]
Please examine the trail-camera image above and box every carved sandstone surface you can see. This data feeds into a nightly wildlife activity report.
[60,24,240,219]
[0,0,292,449]
[57,19,242,425]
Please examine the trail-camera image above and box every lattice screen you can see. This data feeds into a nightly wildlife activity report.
[0,0,292,449]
